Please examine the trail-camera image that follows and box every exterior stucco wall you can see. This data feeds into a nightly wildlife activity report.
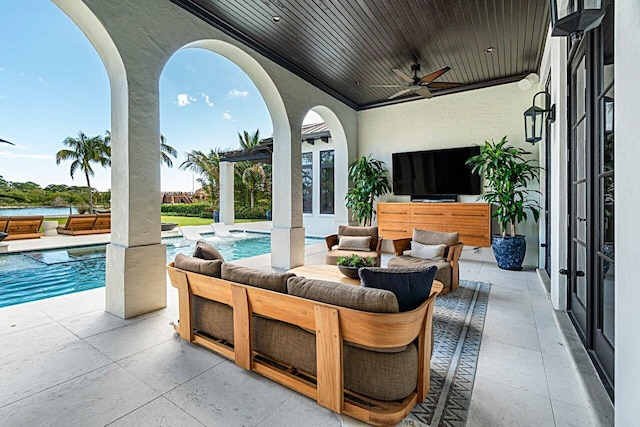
[615,1,640,424]
[358,82,540,266]
[539,31,569,310]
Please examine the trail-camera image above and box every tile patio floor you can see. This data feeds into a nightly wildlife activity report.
[0,225,613,426]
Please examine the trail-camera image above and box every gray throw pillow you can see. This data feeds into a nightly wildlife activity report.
[409,242,446,261]
[174,253,222,278]
[359,266,437,312]
[338,235,371,250]
[193,240,225,261]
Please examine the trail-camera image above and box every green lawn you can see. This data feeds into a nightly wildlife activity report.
[45,216,267,227]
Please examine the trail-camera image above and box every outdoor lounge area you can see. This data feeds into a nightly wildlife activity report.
[0,231,613,425]
[2,0,639,425]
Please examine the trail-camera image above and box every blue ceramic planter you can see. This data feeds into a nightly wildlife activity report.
[213,210,220,222]
[492,235,526,271]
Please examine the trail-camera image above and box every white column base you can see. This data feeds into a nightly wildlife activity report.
[105,243,167,319]
[271,226,306,270]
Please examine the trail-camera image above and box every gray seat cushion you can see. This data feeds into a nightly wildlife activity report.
[386,256,452,288]
[253,316,418,401]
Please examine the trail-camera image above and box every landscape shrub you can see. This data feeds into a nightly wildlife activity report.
[160,203,208,217]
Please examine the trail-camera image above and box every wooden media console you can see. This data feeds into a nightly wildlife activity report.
[377,202,492,247]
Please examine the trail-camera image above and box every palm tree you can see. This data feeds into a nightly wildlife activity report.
[104,131,177,167]
[55,131,110,213]
[160,134,178,168]
[242,164,266,208]
[179,149,223,209]
[238,129,260,150]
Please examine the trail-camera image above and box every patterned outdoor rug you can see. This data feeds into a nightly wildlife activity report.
[407,280,491,426]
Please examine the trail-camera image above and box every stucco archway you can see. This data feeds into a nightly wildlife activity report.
[164,40,303,269]
[307,106,351,229]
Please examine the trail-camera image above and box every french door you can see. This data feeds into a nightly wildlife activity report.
[566,7,615,397]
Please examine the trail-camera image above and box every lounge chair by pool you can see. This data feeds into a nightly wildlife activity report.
[4,216,44,240]
[57,214,111,235]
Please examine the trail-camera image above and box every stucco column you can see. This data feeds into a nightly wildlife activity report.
[219,161,235,225]
[105,64,166,319]
[615,1,640,424]
[271,120,305,269]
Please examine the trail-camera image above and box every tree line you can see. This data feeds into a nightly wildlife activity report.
[1,129,272,215]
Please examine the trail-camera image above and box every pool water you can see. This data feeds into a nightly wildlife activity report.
[0,233,322,308]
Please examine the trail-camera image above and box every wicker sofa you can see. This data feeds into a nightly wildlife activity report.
[168,250,439,426]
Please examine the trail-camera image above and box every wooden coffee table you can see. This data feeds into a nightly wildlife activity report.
[288,264,444,294]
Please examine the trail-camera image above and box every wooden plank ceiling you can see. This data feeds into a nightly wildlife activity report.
[171,0,549,110]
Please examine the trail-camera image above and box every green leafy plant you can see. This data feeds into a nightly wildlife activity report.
[466,136,541,237]
[345,155,392,226]
[336,254,376,268]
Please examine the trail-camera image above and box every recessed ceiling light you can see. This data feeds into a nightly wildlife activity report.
[485,47,495,53]
[272,16,281,23]
[355,81,362,85]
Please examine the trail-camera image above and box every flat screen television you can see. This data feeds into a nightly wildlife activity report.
[392,146,481,198]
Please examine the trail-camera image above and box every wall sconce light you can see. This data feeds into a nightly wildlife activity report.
[524,91,555,144]
[549,0,607,38]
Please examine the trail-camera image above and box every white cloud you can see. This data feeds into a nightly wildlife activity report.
[36,77,49,84]
[175,93,197,107]
[222,111,232,120]
[0,150,54,160]
[0,67,4,72]
[228,89,249,98]
[201,92,214,107]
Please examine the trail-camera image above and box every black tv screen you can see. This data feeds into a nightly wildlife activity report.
[392,146,481,196]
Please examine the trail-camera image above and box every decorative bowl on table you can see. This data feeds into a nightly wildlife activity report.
[336,254,376,279]
[337,265,361,279]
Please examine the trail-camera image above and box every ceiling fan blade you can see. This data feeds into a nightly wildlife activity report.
[415,87,433,99]
[393,68,414,84]
[426,81,463,89]
[369,84,407,88]
[420,66,451,83]
[387,88,414,100]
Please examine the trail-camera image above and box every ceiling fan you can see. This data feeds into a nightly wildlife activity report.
[371,64,462,100]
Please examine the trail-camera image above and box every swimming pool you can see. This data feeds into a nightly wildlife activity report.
[0,233,322,308]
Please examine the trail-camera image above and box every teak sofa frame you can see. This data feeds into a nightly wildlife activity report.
[167,262,439,426]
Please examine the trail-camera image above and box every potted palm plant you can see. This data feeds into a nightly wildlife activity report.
[345,155,392,226]
[466,136,541,270]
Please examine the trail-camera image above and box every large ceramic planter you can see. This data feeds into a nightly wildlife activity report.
[212,210,220,223]
[492,235,526,271]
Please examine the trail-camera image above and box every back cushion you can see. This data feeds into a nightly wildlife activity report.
[193,240,225,261]
[174,253,222,278]
[287,276,399,313]
[338,225,378,251]
[359,266,437,312]
[221,262,294,293]
[413,229,459,247]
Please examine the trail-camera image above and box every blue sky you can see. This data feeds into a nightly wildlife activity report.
[0,1,321,192]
